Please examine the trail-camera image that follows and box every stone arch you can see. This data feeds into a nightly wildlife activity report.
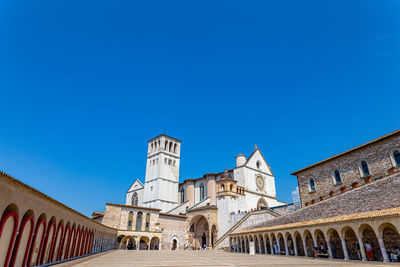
[277,232,285,255]
[150,236,160,250]
[27,213,47,266]
[326,228,344,259]
[342,226,359,260]
[41,216,56,264]
[379,222,400,261]
[285,232,294,255]
[303,230,314,257]
[0,203,19,267]
[264,234,271,254]
[188,215,209,249]
[293,231,304,256]
[314,229,327,253]
[359,223,380,261]
[9,209,34,267]
[60,221,71,260]
[139,236,149,250]
[52,220,64,261]
[171,236,179,250]
[257,198,268,210]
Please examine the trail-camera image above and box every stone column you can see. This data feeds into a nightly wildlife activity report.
[270,239,274,255]
[293,238,298,256]
[244,239,248,253]
[326,239,333,259]
[284,238,289,256]
[277,239,281,255]
[135,237,140,250]
[264,238,268,255]
[377,235,390,262]
[258,238,262,254]
[302,238,307,257]
[356,236,367,261]
[340,238,350,260]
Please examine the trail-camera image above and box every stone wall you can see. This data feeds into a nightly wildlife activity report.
[245,171,400,230]
[295,132,400,207]
[159,214,187,250]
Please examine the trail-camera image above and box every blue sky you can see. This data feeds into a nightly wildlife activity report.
[0,0,399,216]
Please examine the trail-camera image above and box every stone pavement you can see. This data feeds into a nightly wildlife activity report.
[57,250,393,267]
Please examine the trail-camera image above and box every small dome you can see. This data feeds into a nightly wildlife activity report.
[221,169,231,179]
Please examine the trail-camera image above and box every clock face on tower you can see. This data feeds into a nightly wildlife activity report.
[256,175,265,190]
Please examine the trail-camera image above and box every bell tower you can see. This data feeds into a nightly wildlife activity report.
[142,134,181,211]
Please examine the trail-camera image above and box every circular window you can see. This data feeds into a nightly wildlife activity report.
[256,175,265,190]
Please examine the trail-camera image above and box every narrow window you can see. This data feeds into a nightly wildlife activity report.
[174,143,177,153]
[145,213,151,231]
[200,184,205,200]
[180,188,185,204]
[132,192,138,206]
[256,161,261,169]
[136,212,143,231]
[221,184,225,192]
[230,184,233,191]
[165,140,168,150]
[334,170,342,184]
[394,150,400,166]
[127,211,133,230]
[309,178,315,191]
[169,142,173,152]
[361,161,370,176]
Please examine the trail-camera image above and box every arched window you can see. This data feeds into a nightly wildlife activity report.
[334,170,342,184]
[309,178,315,191]
[394,150,400,166]
[169,142,173,152]
[199,184,205,200]
[127,212,133,230]
[151,143,153,152]
[221,184,225,192]
[154,142,157,150]
[132,192,138,206]
[230,184,233,191]
[361,161,370,176]
[145,213,151,232]
[136,212,143,231]
[165,140,168,150]
[180,188,185,204]
[174,143,177,153]
[256,161,261,169]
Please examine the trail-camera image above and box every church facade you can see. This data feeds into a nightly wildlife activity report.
[97,134,286,250]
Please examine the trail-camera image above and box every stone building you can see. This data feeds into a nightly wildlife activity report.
[0,171,117,267]
[229,129,400,263]
[293,129,400,207]
[95,134,287,250]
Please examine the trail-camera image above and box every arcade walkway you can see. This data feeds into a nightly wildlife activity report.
[59,250,392,266]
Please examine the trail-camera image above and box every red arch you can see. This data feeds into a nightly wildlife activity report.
[50,222,64,262]
[74,228,82,257]
[40,220,56,264]
[27,218,47,267]
[80,229,87,256]
[66,226,76,258]
[87,231,94,254]
[9,215,34,267]
[59,224,70,260]
[0,210,19,267]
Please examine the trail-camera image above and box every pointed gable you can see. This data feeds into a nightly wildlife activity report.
[127,179,144,193]
[245,147,273,175]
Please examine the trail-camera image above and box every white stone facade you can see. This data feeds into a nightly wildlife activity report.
[126,135,287,240]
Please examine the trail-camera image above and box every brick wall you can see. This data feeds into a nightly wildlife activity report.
[246,171,400,230]
[295,133,400,207]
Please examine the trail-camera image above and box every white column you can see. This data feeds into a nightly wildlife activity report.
[340,238,350,260]
[326,239,333,259]
[277,239,281,255]
[284,238,289,256]
[293,238,298,256]
[302,238,308,257]
[356,236,367,261]
[264,237,268,255]
[270,239,274,255]
[377,235,390,263]
[258,238,262,254]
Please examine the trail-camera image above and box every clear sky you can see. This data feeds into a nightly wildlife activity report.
[0,0,399,216]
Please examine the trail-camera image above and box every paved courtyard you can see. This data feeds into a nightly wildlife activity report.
[58,250,394,267]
